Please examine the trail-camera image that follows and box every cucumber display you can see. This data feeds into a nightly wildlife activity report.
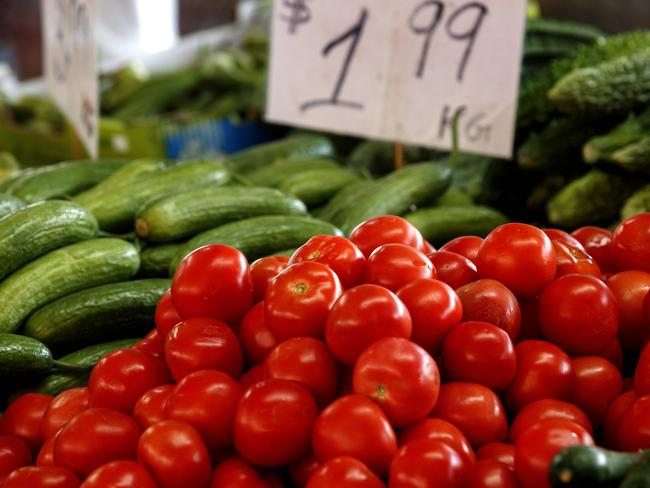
[611,137,650,173]
[278,168,360,208]
[315,180,376,224]
[0,194,25,219]
[620,450,650,488]
[583,108,650,163]
[246,158,341,188]
[622,184,650,219]
[139,244,183,277]
[0,333,53,376]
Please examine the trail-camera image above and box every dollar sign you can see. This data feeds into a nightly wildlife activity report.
[281,0,310,35]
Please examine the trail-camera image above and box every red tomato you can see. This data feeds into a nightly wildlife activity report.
[463,460,519,488]
[312,394,397,476]
[155,290,182,338]
[440,236,483,263]
[289,454,321,488]
[572,226,616,273]
[398,418,475,466]
[265,261,342,340]
[166,369,243,452]
[543,228,584,248]
[617,395,650,451]
[289,235,366,289]
[428,251,478,289]
[456,279,521,340]
[353,338,439,427]
[396,278,463,356]
[171,244,253,323]
[518,296,542,341]
[349,216,424,258]
[552,240,601,278]
[36,437,55,467]
[325,284,412,365]
[573,356,623,427]
[0,393,53,452]
[165,317,243,382]
[514,420,594,488]
[238,302,278,366]
[421,240,437,254]
[264,337,338,407]
[234,379,317,467]
[42,388,88,441]
[476,223,556,298]
[250,256,289,304]
[54,408,140,478]
[3,466,80,488]
[238,364,267,391]
[505,340,575,413]
[81,460,157,488]
[430,382,507,448]
[602,391,636,449]
[131,329,165,359]
[507,399,592,444]
[364,244,435,292]
[132,384,174,430]
[635,342,650,396]
[441,321,516,391]
[88,349,169,413]
[607,271,650,350]
[210,457,271,488]
[306,456,385,488]
[475,443,515,469]
[0,435,32,481]
[138,419,211,488]
[612,213,650,272]
[389,439,465,488]
[598,339,624,371]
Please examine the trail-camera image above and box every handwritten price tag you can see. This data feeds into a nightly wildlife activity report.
[267,0,527,158]
[42,0,98,158]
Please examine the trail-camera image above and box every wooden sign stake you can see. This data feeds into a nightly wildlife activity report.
[394,142,405,171]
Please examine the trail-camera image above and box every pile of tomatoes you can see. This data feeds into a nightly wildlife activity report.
[2,213,650,488]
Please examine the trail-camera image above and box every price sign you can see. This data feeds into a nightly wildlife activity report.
[42,0,98,158]
[266,0,527,158]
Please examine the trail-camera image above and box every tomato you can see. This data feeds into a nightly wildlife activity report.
[430,382,507,448]
[131,384,173,431]
[0,393,53,452]
[349,216,424,258]
[237,302,278,366]
[421,240,436,254]
[54,408,140,478]
[131,329,165,359]
[504,340,575,413]
[264,337,338,407]
[396,278,463,356]
[552,240,601,278]
[476,223,556,298]
[572,226,616,273]
[250,256,289,304]
[456,279,521,340]
[265,261,342,340]
[475,443,515,469]
[463,460,519,488]
[602,391,636,449]
[612,213,650,272]
[428,251,478,289]
[507,399,592,444]
[234,379,317,466]
[364,244,435,292]
[42,388,89,441]
[289,235,366,289]
[81,460,157,488]
[171,244,253,323]
[306,456,385,488]
[155,290,182,338]
[166,369,243,452]
[573,356,623,427]
[543,228,583,247]
[312,394,397,476]
[598,339,624,371]
[606,271,650,350]
[238,364,267,391]
[517,296,542,341]
[617,395,650,451]
[398,418,475,466]
[290,454,321,488]
[3,466,80,488]
[441,321,516,391]
[325,284,412,366]
[389,439,465,488]
[36,437,55,467]
[88,349,170,413]
[635,342,650,396]
[138,419,211,488]
[210,457,271,488]
[165,317,243,382]
[440,236,483,263]
[514,419,594,488]
[0,435,32,481]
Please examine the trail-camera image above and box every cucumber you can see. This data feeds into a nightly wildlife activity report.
[525,18,602,44]
[8,159,128,203]
[246,158,341,188]
[278,168,359,208]
[583,109,650,163]
[0,238,140,333]
[431,188,474,207]
[171,215,342,273]
[0,201,99,281]
[135,186,307,243]
[24,279,170,352]
[620,450,650,488]
[0,333,52,376]
[0,173,22,193]
[622,184,650,219]
[405,205,509,246]
[0,194,25,218]
[611,137,650,173]
[315,180,376,223]
[139,244,182,277]
[269,249,296,257]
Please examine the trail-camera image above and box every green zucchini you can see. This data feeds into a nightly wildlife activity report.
[0,194,25,219]
[139,244,182,277]
[622,184,650,219]
[620,450,650,488]
[278,168,359,208]
[0,333,53,376]
[24,279,170,352]
[0,201,99,281]
[135,186,307,243]
[315,180,376,223]
[611,137,650,173]
[583,109,650,163]
[246,158,341,188]
[0,238,139,333]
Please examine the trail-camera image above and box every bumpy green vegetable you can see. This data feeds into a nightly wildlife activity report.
[583,108,650,163]
[611,137,650,173]
[621,184,650,219]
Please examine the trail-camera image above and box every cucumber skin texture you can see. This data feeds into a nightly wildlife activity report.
[171,215,342,273]
[24,279,170,352]
[0,238,140,333]
[612,137,650,173]
[622,184,650,220]
[583,109,650,163]
[0,194,25,219]
[0,200,99,281]
[246,158,341,188]
[0,333,52,376]
[620,451,650,488]
[136,186,308,243]
[279,168,359,208]
[316,180,376,223]
[139,244,182,277]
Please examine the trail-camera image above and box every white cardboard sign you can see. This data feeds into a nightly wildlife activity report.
[267,0,527,158]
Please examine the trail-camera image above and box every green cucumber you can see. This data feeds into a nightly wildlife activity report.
[139,244,182,277]
[525,18,602,45]
[611,137,650,173]
[0,173,22,193]
[0,333,53,376]
[278,168,359,208]
[269,249,296,257]
[246,158,341,188]
[0,201,99,281]
[135,186,307,243]
[24,279,170,352]
[431,188,474,207]
[0,238,140,333]
[583,108,650,163]
[0,194,25,218]
[622,184,650,219]
[620,450,650,488]
[315,180,376,223]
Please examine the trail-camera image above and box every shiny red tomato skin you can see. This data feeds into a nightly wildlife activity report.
[289,235,366,289]
[42,388,89,441]
[171,244,253,323]
[572,226,616,273]
[349,216,424,258]
[598,339,624,371]
[325,284,412,366]
[312,394,397,477]
[238,302,277,366]
[234,379,317,467]
[421,241,437,254]
[238,364,267,391]
[138,419,211,488]
[635,342,650,397]
[36,437,55,467]
[0,435,32,481]
[165,317,243,382]
[552,240,601,278]
[265,261,342,340]
[306,456,385,488]
[396,279,463,356]
[250,256,289,304]
[363,244,435,292]
[81,460,157,488]
[476,223,556,298]
[155,290,182,338]
[603,391,636,449]
[617,395,650,451]
[210,457,271,488]
[428,251,478,289]
[132,384,174,430]
[573,356,623,427]
[289,454,322,488]
[507,399,592,444]
[389,439,466,488]
[612,213,650,272]
[475,443,515,469]
[440,236,483,263]
[607,271,650,350]
[441,321,516,391]
[3,466,80,488]
[131,329,166,359]
[0,393,53,452]
[543,229,584,248]
[353,338,440,427]
[398,418,475,466]
[463,460,519,488]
